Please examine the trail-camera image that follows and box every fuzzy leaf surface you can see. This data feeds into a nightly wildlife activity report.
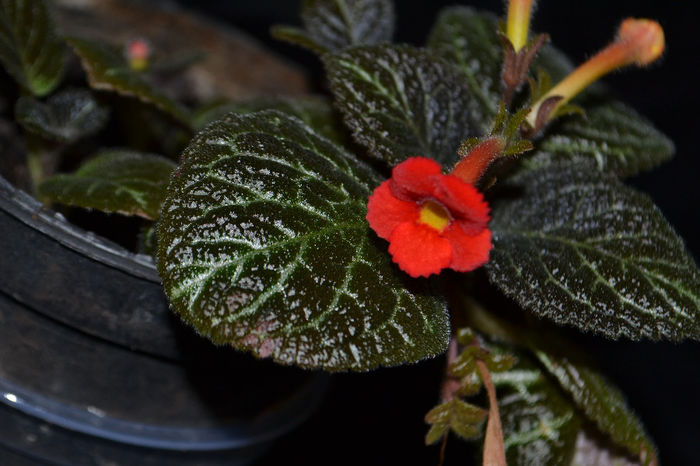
[325,44,483,166]
[529,100,674,178]
[66,37,189,124]
[40,149,175,220]
[15,88,108,142]
[534,349,657,464]
[427,7,501,119]
[493,352,582,466]
[487,164,700,341]
[297,0,394,53]
[157,111,449,371]
[192,95,347,145]
[0,0,63,96]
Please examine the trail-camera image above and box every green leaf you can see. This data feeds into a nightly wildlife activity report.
[156,110,449,371]
[192,95,348,145]
[493,351,582,466]
[275,0,394,54]
[571,428,648,466]
[534,350,657,465]
[66,37,190,125]
[0,0,64,96]
[425,398,487,444]
[528,100,674,177]
[15,88,109,143]
[487,164,700,341]
[324,44,484,167]
[427,7,502,119]
[39,149,176,220]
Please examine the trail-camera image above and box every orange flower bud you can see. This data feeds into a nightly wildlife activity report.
[527,18,665,130]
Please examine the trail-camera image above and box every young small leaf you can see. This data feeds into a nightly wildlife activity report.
[528,100,674,177]
[427,7,502,118]
[39,149,175,220]
[15,89,109,143]
[66,37,189,125]
[425,399,487,444]
[487,164,700,341]
[0,0,64,96]
[324,44,484,167]
[534,349,657,465]
[157,111,449,371]
[275,0,394,54]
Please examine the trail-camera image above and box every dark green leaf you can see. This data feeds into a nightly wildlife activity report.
[66,37,189,125]
[15,88,108,143]
[192,95,348,145]
[528,100,674,177]
[487,164,700,340]
[39,149,175,220]
[277,0,394,54]
[427,7,501,119]
[156,110,449,371]
[534,349,657,464]
[571,428,647,466]
[493,351,582,466]
[0,0,63,96]
[324,44,484,167]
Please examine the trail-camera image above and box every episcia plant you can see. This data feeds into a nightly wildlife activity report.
[2,0,698,464]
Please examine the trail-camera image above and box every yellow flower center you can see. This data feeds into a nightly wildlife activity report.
[418,200,450,232]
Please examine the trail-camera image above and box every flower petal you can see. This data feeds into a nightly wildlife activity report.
[388,222,452,278]
[444,225,492,273]
[390,157,443,201]
[366,180,419,240]
[434,175,490,228]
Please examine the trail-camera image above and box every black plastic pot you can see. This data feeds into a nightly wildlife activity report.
[0,176,326,465]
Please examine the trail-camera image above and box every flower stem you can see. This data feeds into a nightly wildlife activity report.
[477,360,506,466]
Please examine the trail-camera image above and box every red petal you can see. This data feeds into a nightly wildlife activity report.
[366,180,419,240]
[434,175,490,228]
[443,225,492,272]
[390,157,442,200]
[388,222,452,278]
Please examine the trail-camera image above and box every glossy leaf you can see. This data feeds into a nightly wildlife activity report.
[274,0,394,54]
[534,349,657,465]
[39,149,175,220]
[324,44,484,166]
[192,95,348,145]
[0,0,63,96]
[493,352,582,466]
[487,164,700,341]
[528,100,674,177]
[15,88,109,143]
[157,111,449,371]
[66,37,189,124]
[427,7,501,119]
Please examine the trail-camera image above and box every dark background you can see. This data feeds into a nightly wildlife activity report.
[174,1,699,464]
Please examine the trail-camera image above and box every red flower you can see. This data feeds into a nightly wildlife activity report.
[366,157,492,278]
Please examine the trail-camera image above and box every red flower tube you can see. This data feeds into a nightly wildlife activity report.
[366,157,492,278]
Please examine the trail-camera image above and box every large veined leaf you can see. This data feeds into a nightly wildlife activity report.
[571,429,646,466]
[0,0,63,96]
[493,351,582,466]
[39,149,176,220]
[534,349,657,465]
[324,44,485,167]
[66,37,189,124]
[157,110,449,371]
[191,95,348,145]
[427,7,501,119]
[527,100,674,178]
[15,88,108,143]
[273,0,394,54]
[487,164,700,341]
